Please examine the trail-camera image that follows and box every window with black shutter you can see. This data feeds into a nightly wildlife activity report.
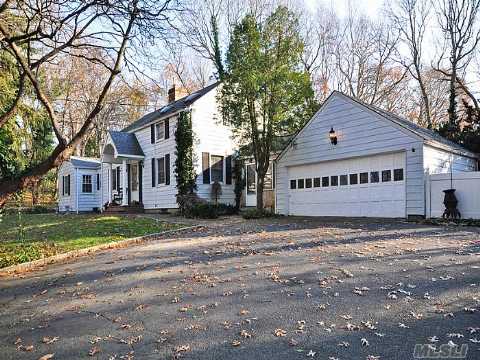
[97,173,100,190]
[202,152,210,184]
[150,124,155,144]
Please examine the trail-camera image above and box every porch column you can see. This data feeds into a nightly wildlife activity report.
[108,163,113,204]
[122,159,128,206]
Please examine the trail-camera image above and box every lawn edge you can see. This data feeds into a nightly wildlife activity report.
[0,224,203,277]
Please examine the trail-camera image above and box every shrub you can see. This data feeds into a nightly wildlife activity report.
[187,203,219,219]
[216,203,238,216]
[242,208,275,219]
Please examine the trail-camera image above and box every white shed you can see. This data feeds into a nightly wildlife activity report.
[275,92,478,219]
[57,157,102,213]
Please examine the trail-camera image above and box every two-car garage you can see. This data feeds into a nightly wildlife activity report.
[287,152,406,218]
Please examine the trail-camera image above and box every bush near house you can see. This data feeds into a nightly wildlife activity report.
[241,208,276,219]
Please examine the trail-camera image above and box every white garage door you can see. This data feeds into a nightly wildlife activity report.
[288,152,406,218]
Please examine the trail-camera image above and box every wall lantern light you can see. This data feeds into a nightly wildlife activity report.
[329,127,337,145]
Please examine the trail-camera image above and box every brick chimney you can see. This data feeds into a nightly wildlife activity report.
[168,84,176,103]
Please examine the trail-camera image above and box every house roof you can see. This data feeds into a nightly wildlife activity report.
[122,82,219,133]
[338,92,478,158]
[70,157,101,169]
[278,91,478,161]
[108,130,144,157]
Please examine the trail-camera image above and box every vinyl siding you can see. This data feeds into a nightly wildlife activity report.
[276,93,425,216]
[133,118,178,209]
[76,168,102,211]
[191,87,236,205]
[57,162,75,212]
[423,145,477,174]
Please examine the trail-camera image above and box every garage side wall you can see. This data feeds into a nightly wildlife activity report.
[276,94,425,217]
[423,145,477,174]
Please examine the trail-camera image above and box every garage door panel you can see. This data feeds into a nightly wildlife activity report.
[288,152,406,218]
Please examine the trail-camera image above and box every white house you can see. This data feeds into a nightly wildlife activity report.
[58,88,479,218]
[275,91,478,219]
[58,82,237,213]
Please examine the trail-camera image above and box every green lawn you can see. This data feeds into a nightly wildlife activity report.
[0,213,183,268]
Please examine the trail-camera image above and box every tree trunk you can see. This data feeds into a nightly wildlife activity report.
[0,145,69,208]
[256,175,264,210]
[448,64,457,126]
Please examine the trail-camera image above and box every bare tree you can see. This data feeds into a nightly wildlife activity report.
[433,0,480,125]
[0,0,180,207]
[389,0,433,127]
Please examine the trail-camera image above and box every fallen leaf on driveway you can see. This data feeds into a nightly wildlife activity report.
[42,337,59,344]
[38,354,54,360]
[88,346,100,356]
[274,328,287,337]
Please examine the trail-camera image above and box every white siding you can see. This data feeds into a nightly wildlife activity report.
[423,145,477,174]
[57,162,75,212]
[133,119,178,210]
[191,87,236,205]
[276,93,425,216]
[76,168,102,212]
[101,163,111,206]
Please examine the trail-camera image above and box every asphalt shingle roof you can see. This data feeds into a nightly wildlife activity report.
[70,157,101,169]
[108,131,144,157]
[122,82,219,133]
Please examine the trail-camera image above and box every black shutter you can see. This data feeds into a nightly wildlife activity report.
[116,168,120,191]
[67,175,71,196]
[202,152,210,184]
[62,176,64,196]
[151,158,156,187]
[164,119,170,139]
[225,155,232,185]
[97,173,100,190]
[111,168,115,190]
[165,153,170,185]
[150,124,155,143]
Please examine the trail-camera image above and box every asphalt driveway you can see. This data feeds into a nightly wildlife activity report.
[1,216,479,360]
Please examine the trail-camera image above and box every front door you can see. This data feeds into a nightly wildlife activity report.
[130,162,140,203]
[246,163,257,207]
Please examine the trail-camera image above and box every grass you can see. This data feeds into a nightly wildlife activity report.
[0,213,184,268]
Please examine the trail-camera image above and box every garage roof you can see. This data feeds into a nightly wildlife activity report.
[278,91,478,161]
[342,92,478,158]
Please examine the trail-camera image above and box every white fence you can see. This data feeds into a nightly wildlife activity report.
[426,172,480,219]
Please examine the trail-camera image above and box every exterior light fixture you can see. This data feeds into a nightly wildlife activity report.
[329,127,337,145]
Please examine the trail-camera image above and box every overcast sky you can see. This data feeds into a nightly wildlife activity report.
[304,0,383,18]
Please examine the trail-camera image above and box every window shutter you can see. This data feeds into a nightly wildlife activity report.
[116,168,120,190]
[164,119,170,139]
[97,173,100,190]
[225,156,232,185]
[165,153,170,185]
[67,175,71,196]
[202,152,210,184]
[151,158,156,187]
[150,124,155,143]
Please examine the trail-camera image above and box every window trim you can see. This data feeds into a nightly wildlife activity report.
[131,163,138,191]
[62,175,71,197]
[210,154,225,183]
[82,174,93,194]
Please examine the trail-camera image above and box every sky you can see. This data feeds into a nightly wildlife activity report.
[304,0,384,18]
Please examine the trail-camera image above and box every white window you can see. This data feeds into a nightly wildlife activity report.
[62,175,71,196]
[211,155,224,182]
[157,157,165,184]
[155,122,164,142]
[82,175,92,193]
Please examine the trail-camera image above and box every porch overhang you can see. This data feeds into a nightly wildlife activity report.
[102,131,144,163]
